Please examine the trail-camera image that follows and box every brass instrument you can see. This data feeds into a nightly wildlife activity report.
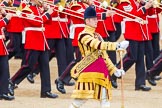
[71,0,82,7]
[93,0,148,24]
[152,0,162,9]
[0,6,17,10]
[44,0,84,19]
[0,5,43,23]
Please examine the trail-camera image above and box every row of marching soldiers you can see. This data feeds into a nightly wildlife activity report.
[0,0,161,103]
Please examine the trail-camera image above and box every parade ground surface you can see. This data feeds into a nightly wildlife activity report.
[1,15,162,108]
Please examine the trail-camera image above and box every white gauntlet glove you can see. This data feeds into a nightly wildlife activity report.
[16,10,22,16]
[26,13,35,19]
[59,5,64,12]
[101,0,108,8]
[117,40,129,50]
[114,69,125,77]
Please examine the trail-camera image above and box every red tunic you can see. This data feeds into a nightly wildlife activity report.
[147,7,162,33]
[69,1,86,46]
[22,5,50,51]
[118,0,152,41]
[0,18,9,55]
[95,1,109,37]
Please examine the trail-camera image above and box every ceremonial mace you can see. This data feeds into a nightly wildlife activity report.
[117,49,125,108]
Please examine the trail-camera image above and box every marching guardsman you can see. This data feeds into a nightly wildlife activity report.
[40,0,74,93]
[26,0,75,93]
[147,1,162,60]
[98,0,118,65]
[8,0,58,98]
[145,1,162,85]
[53,0,87,94]
[48,1,69,78]
[111,0,153,91]
[53,1,75,93]
[3,0,25,59]
[0,7,14,100]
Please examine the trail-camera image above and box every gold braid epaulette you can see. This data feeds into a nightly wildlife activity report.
[71,50,101,80]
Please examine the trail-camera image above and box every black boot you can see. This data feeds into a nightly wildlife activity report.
[41,92,58,99]
[8,80,15,96]
[154,76,161,81]
[27,73,36,84]
[55,79,66,94]
[0,94,15,101]
[64,81,75,86]
[146,72,157,86]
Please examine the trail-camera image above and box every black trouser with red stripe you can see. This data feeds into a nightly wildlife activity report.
[0,56,10,95]
[59,46,81,84]
[149,51,162,77]
[117,40,146,87]
[28,38,72,79]
[11,50,51,93]
[151,33,160,60]
[144,40,153,70]
[7,32,24,59]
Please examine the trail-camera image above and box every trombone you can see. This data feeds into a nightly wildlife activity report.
[152,0,162,9]
[93,0,148,24]
[0,6,43,23]
[43,0,84,19]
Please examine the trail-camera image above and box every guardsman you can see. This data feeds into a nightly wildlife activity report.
[100,0,118,65]
[147,2,162,60]
[4,0,25,59]
[8,0,58,98]
[111,0,153,91]
[26,0,75,91]
[0,7,14,100]
[54,0,87,94]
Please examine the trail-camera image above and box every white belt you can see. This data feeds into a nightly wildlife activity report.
[147,15,157,18]
[69,24,85,39]
[123,18,148,24]
[52,17,68,22]
[22,27,45,44]
[24,27,45,31]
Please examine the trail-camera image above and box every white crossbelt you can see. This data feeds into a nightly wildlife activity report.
[52,17,68,22]
[69,24,85,39]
